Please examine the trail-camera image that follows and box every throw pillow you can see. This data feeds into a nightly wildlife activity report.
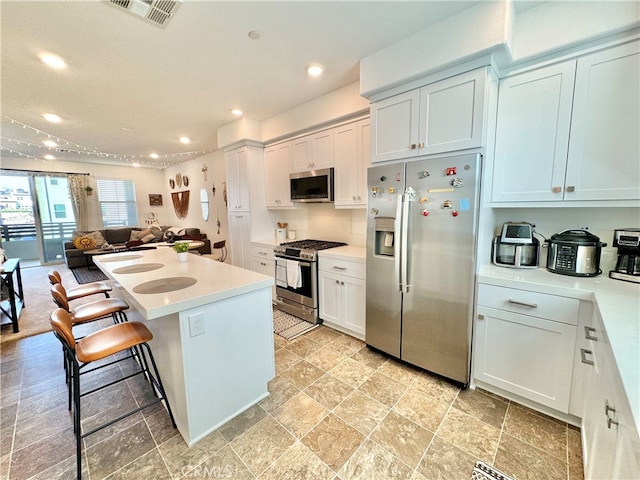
[85,230,107,247]
[141,233,156,243]
[73,236,97,250]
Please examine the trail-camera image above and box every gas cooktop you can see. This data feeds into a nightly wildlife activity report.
[274,239,346,261]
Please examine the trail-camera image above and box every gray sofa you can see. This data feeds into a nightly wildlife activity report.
[64,226,211,268]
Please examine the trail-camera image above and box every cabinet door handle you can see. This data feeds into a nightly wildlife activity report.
[508,299,538,308]
[335,280,340,284]
[259,251,267,256]
[333,266,347,270]
[566,185,575,193]
[410,144,417,150]
[584,326,598,341]
[580,348,594,365]
[418,142,425,148]
[605,400,619,428]
[552,186,562,193]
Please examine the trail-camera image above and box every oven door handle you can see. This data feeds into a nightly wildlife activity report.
[275,256,312,267]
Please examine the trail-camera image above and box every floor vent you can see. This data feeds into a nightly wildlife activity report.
[106,0,182,28]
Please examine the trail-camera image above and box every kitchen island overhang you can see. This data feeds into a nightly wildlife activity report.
[94,248,275,446]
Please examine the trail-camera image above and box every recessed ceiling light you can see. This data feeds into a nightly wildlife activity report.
[231,108,243,116]
[179,136,190,144]
[306,63,325,77]
[44,154,56,160]
[248,30,261,40]
[43,140,57,147]
[38,53,66,69]
[42,113,62,123]
[150,153,159,159]
[132,162,141,168]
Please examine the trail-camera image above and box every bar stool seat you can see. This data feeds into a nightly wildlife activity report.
[50,308,175,480]
[51,283,129,325]
[48,270,111,301]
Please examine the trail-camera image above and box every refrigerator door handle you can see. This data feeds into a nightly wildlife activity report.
[400,193,410,294]
[394,194,403,292]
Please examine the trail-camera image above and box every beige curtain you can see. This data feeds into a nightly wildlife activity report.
[68,174,89,231]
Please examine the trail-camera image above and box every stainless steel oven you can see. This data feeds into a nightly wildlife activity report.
[274,239,346,324]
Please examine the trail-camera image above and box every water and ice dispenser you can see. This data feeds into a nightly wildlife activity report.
[374,217,395,257]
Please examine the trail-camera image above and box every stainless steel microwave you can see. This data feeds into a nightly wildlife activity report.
[290,168,334,203]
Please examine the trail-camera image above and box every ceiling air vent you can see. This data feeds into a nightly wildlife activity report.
[106,0,182,28]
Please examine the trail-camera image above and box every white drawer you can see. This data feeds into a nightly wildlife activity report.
[319,257,366,279]
[251,245,274,259]
[478,283,580,325]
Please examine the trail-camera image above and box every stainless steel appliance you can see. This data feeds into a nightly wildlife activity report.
[366,153,481,386]
[610,228,640,283]
[547,229,607,277]
[492,221,539,268]
[275,239,346,323]
[290,168,334,203]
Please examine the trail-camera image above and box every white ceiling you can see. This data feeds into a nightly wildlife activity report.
[1,0,487,169]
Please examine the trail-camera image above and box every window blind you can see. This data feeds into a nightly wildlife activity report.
[97,179,138,227]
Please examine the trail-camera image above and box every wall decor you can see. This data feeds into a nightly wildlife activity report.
[183,176,189,187]
[212,182,216,197]
[169,179,175,189]
[202,164,208,181]
[171,190,190,219]
[176,173,182,188]
[149,194,163,206]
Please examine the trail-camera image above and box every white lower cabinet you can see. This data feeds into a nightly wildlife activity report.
[318,256,365,339]
[474,284,578,412]
[581,308,640,480]
[251,244,275,302]
[228,213,252,269]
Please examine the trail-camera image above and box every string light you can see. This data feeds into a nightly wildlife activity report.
[1,115,215,168]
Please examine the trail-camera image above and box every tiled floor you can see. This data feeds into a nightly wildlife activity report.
[1,320,584,480]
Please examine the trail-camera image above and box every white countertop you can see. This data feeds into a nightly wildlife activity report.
[318,245,366,263]
[479,264,640,432]
[94,248,273,319]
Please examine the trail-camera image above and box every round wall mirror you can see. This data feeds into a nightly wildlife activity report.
[200,188,209,221]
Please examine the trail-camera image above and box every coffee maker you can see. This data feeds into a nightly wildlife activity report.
[609,228,640,283]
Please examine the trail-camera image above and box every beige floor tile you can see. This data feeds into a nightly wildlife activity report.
[329,357,375,388]
[334,390,390,436]
[378,358,421,386]
[230,416,296,476]
[393,385,449,432]
[280,360,325,390]
[338,439,413,480]
[417,436,478,480]
[302,413,365,471]
[304,373,355,409]
[260,441,335,480]
[274,348,302,375]
[504,403,567,460]
[437,408,500,460]
[495,432,568,480]
[273,391,328,438]
[305,345,349,372]
[286,336,323,358]
[359,371,409,407]
[190,444,254,480]
[305,326,343,343]
[371,410,433,469]
[567,425,583,466]
[104,449,171,480]
[259,375,300,413]
[412,371,460,404]
[218,403,268,442]
[453,388,508,429]
[569,459,585,480]
[351,346,388,370]
[329,334,365,356]
[158,429,226,478]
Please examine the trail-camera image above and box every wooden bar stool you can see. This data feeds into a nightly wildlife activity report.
[50,308,175,480]
[51,284,129,326]
[48,270,112,301]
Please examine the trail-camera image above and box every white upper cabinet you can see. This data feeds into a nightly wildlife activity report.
[370,68,486,163]
[225,147,250,212]
[492,40,639,203]
[492,61,576,202]
[334,119,371,208]
[565,41,640,201]
[264,141,293,208]
[292,129,334,172]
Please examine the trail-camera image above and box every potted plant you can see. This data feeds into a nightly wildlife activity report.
[84,186,94,195]
[172,241,190,262]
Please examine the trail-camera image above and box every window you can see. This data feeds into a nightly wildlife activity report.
[53,203,66,219]
[50,178,59,185]
[97,179,138,227]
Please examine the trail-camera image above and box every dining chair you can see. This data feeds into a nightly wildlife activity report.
[51,283,128,326]
[203,240,227,262]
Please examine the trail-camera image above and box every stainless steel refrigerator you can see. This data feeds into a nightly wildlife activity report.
[365,153,481,385]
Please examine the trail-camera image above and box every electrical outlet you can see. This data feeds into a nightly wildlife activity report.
[189,313,205,337]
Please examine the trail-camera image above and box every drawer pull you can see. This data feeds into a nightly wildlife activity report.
[605,400,619,429]
[508,299,538,308]
[333,266,347,270]
[584,326,598,341]
[580,348,594,365]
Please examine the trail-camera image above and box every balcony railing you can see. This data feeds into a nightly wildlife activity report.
[1,222,77,263]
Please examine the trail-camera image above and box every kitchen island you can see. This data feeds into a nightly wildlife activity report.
[93,248,275,446]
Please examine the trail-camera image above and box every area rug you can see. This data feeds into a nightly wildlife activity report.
[471,461,514,480]
[273,308,319,340]
[71,266,108,284]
